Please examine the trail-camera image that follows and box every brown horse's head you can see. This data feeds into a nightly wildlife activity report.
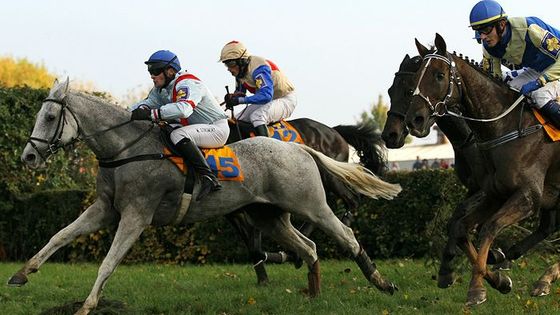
[405,34,462,137]
[382,54,422,148]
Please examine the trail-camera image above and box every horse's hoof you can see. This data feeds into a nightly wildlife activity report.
[383,282,398,295]
[530,280,551,297]
[466,288,487,306]
[487,248,506,265]
[437,272,456,288]
[492,260,512,271]
[257,278,269,286]
[7,273,28,287]
[489,272,512,294]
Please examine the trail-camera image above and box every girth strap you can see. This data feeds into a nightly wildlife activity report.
[98,153,172,168]
[477,124,543,151]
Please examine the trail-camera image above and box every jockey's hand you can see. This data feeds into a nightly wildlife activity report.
[131,108,152,121]
[520,80,542,96]
[224,94,243,110]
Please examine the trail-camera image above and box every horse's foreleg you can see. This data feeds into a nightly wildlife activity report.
[438,191,489,288]
[467,192,536,306]
[77,211,150,315]
[225,211,269,285]
[8,198,116,287]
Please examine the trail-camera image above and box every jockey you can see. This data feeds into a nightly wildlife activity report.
[469,0,560,127]
[130,50,229,201]
[219,41,297,137]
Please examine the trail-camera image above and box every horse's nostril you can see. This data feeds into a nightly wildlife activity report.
[25,154,36,162]
[414,116,424,126]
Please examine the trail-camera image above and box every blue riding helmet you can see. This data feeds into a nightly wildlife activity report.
[469,0,507,29]
[144,50,181,72]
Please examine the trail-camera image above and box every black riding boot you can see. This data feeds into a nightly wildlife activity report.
[254,124,269,137]
[540,100,560,128]
[175,138,222,201]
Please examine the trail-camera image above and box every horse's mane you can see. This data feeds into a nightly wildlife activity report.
[449,51,511,90]
[72,91,129,113]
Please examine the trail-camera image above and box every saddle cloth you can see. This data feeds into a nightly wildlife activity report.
[164,145,244,181]
[533,109,560,141]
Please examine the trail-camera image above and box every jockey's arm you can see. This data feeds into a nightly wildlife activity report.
[239,65,274,105]
[481,48,503,78]
[152,80,202,121]
[527,22,560,85]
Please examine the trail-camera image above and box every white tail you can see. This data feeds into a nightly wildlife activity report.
[297,144,401,200]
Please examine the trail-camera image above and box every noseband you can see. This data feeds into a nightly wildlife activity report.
[27,97,81,161]
[412,52,462,117]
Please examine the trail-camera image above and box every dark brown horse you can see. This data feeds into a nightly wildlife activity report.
[405,33,560,305]
[226,118,387,284]
[383,54,559,288]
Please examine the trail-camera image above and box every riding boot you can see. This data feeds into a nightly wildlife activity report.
[175,138,222,201]
[539,100,560,128]
[254,124,269,137]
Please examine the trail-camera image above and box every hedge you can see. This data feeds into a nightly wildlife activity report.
[0,86,548,264]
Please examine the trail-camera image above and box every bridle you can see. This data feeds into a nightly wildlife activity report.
[27,97,82,161]
[412,52,462,118]
[27,97,152,162]
[411,51,542,150]
[386,70,416,120]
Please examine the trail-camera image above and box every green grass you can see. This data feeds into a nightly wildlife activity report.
[1,258,560,314]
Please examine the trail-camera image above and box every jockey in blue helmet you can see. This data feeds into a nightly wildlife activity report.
[129,50,229,201]
[470,1,560,128]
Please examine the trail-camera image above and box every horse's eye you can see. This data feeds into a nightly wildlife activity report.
[436,73,445,81]
[46,114,56,121]
[405,89,414,97]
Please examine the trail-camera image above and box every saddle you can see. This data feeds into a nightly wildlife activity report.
[229,119,304,143]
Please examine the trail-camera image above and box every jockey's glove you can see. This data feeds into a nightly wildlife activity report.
[520,80,542,96]
[131,108,152,121]
[224,93,244,110]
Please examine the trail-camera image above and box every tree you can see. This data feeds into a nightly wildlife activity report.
[358,94,389,132]
[0,56,56,88]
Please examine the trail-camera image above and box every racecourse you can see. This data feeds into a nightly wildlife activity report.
[1,258,559,314]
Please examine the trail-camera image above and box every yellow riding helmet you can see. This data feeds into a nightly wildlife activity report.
[219,41,250,62]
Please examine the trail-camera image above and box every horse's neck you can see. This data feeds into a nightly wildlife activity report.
[457,62,521,139]
[436,116,472,147]
[68,93,161,158]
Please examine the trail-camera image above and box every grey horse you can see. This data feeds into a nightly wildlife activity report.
[8,79,401,315]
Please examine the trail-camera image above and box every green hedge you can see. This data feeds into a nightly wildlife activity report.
[1,170,519,264]
[0,86,547,264]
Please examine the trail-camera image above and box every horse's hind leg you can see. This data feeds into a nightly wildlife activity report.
[502,208,557,262]
[8,197,117,287]
[307,203,397,295]
[77,208,150,315]
[248,211,321,297]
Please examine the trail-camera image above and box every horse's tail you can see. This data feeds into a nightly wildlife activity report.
[298,144,401,200]
[333,124,388,176]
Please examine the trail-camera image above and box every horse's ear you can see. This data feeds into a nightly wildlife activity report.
[415,39,429,57]
[49,77,69,100]
[63,77,70,93]
[434,33,447,55]
[403,54,410,62]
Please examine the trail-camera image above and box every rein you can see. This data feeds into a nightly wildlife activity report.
[30,97,161,165]
[414,53,543,150]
